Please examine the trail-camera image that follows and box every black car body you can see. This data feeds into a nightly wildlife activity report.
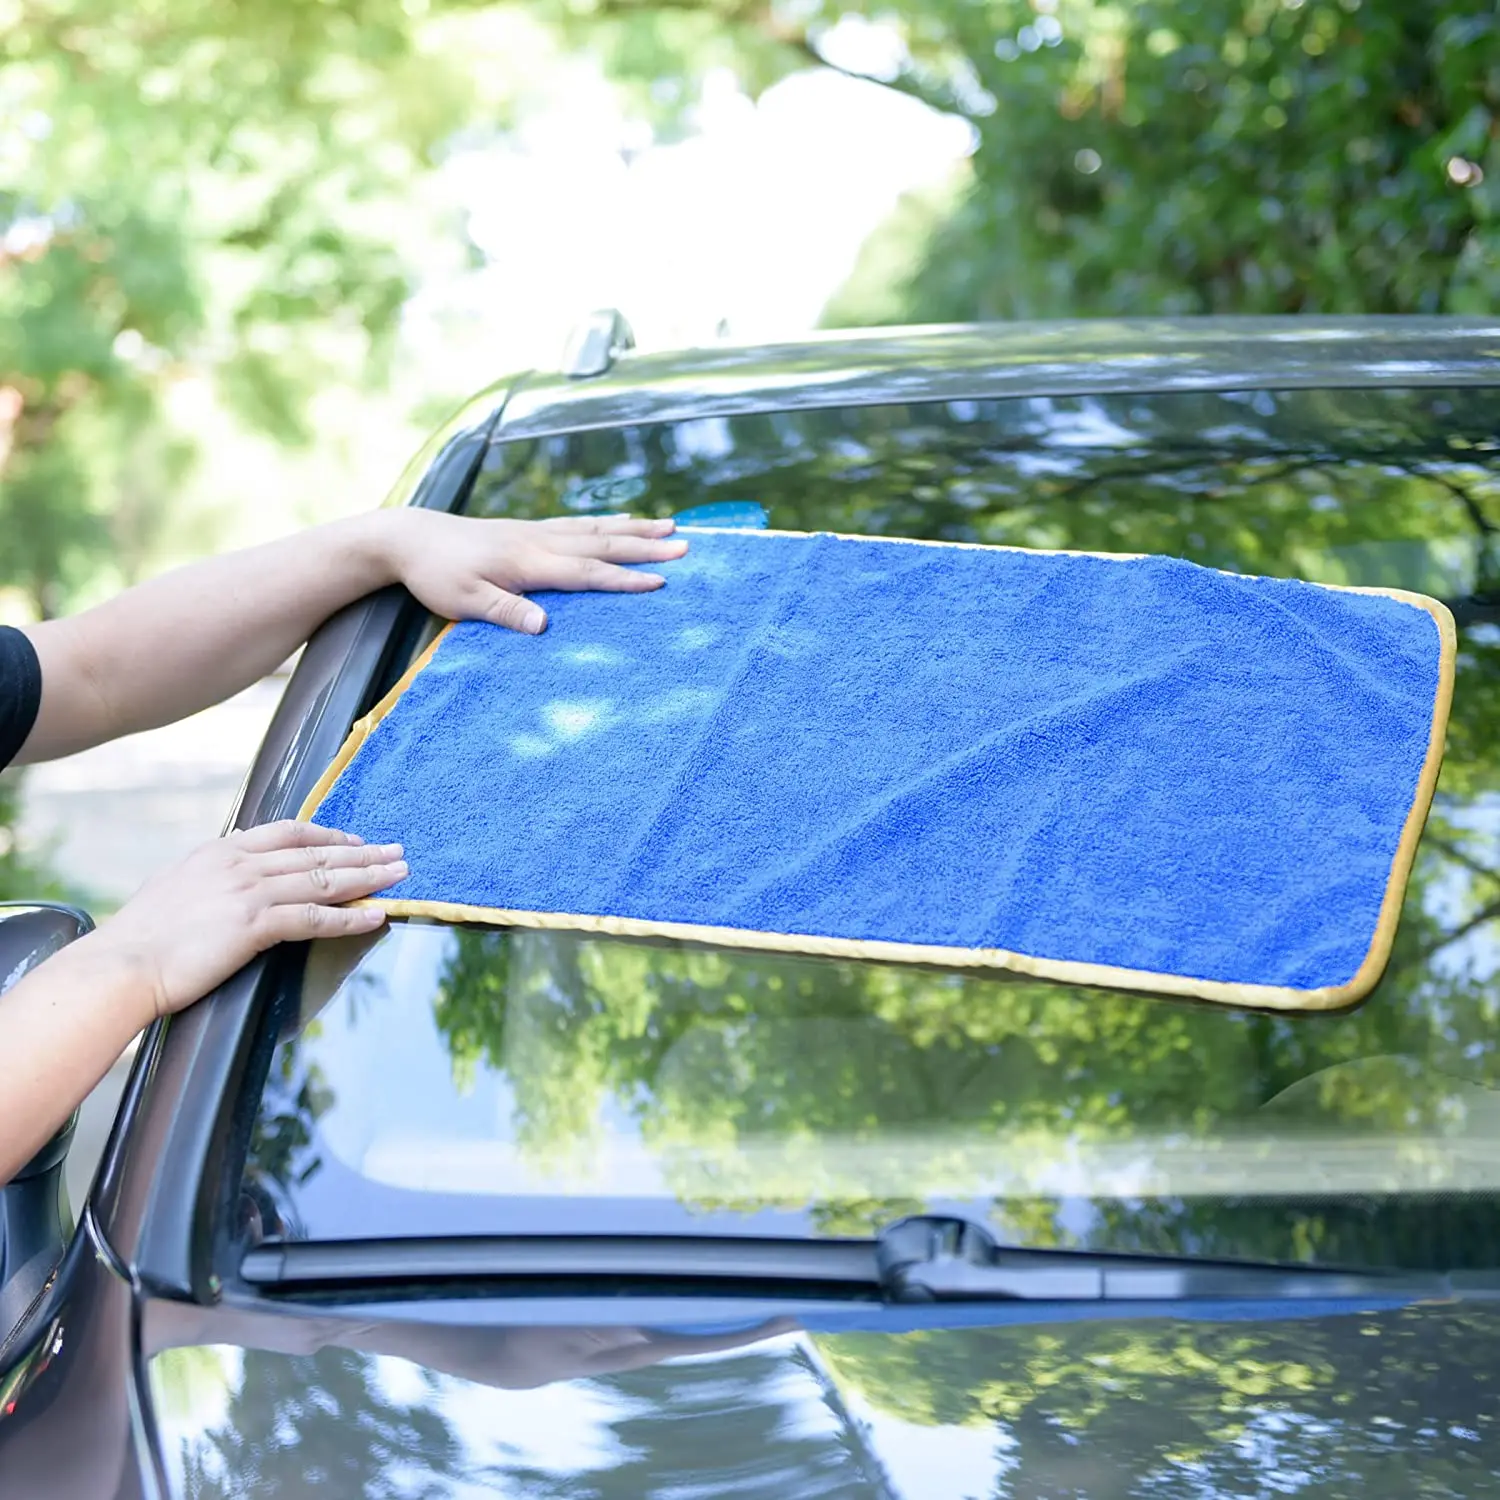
[6,316,1500,1497]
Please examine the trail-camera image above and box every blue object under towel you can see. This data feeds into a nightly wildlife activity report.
[304,530,1454,1011]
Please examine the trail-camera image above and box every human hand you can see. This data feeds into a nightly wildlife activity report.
[380,510,689,634]
[95,821,404,1024]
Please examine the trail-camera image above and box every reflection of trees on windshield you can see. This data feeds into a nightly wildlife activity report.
[428,386,1500,1266]
[498,1350,889,1500]
[231,383,1500,1275]
[815,1304,1500,1500]
[473,387,1500,595]
[179,1348,468,1500]
[241,1032,331,1242]
[246,388,1500,1258]
[171,1342,890,1500]
[430,898,1500,1265]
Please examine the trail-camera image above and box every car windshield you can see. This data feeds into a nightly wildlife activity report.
[240,384,1500,1270]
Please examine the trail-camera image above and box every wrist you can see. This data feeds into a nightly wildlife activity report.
[329,510,410,597]
[43,929,164,1038]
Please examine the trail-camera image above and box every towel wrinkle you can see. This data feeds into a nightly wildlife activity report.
[716,636,1213,929]
[1214,571,1437,714]
[602,534,819,910]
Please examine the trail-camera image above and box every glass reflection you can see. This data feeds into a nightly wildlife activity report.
[240,385,1500,1271]
[243,911,1500,1268]
[150,1322,878,1500]
[150,1302,1500,1499]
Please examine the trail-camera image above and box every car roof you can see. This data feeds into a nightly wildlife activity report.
[495,316,1500,441]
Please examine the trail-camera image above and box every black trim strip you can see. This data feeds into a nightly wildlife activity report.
[101,392,512,1303]
[242,1235,879,1288]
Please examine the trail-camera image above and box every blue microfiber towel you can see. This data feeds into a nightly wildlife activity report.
[306,531,1452,1008]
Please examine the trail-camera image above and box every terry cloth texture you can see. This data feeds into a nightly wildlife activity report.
[304,530,1455,1011]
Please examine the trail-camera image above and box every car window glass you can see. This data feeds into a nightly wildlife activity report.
[242,386,1500,1270]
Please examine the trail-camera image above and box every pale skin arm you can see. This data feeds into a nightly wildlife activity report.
[0,511,689,1183]
[16,509,687,762]
[0,822,406,1184]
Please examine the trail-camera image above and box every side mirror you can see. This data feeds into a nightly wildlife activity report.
[0,903,94,1328]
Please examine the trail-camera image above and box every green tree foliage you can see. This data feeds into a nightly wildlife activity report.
[0,0,488,616]
[817,1303,1500,1497]
[177,1347,467,1500]
[813,1,1500,326]
[512,0,1500,325]
[0,774,79,901]
[162,1340,895,1499]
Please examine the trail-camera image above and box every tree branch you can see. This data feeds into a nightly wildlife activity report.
[1403,463,1498,537]
[583,0,976,119]
[774,28,974,119]
[1406,895,1500,972]
[1423,834,1500,886]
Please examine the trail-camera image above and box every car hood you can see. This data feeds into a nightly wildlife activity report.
[143,1296,1500,1497]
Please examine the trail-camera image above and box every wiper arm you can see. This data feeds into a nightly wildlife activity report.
[873,1216,1459,1304]
[241,1215,1478,1305]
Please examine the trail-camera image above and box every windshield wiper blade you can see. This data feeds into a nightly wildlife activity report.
[874,1216,1459,1304]
[241,1234,879,1289]
[241,1216,1476,1305]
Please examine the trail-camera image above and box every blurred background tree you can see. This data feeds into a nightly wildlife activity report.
[5,1,1500,883]
[817,0,1500,324]
[12,0,1497,620]
[0,0,490,617]
[554,0,1500,326]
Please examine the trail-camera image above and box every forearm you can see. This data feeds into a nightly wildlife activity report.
[13,511,684,764]
[18,512,402,762]
[0,822,399,1186]
[0,936,157,1184]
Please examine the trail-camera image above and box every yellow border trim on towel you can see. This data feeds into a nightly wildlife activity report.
[297,532,1458,1015]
